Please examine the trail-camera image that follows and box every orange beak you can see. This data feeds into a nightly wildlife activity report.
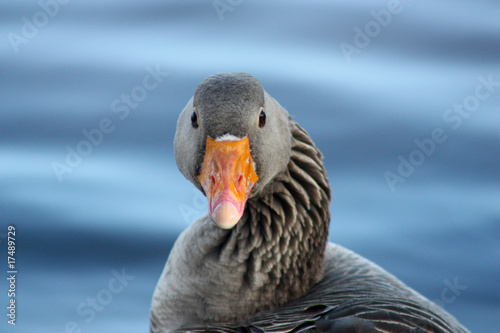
[198,136,259,229]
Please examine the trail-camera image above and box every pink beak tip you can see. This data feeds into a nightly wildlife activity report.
[211,201,241,229]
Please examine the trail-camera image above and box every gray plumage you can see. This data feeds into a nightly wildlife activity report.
[150,73,469,333]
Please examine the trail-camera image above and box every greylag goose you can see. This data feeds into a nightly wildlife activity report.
[150,73,469,333]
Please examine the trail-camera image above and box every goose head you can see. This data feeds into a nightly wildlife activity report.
[174,72,292,229]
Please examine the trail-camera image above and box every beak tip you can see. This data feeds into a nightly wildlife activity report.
[211,202,241,229]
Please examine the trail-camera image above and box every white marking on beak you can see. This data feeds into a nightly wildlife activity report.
[215,134,241,142]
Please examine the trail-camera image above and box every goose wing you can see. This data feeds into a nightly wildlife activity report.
[180,244,468,333]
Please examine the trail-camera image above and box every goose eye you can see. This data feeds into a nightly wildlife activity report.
[258,110,266,128]
[191,110,199,129]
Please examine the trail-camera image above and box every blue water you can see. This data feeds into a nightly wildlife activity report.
[1,1,499,332]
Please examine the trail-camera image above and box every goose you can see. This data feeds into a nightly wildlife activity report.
[150,72,469,333]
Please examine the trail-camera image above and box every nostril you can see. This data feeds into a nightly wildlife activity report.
[237,174,244,186]
[211,175,216,186]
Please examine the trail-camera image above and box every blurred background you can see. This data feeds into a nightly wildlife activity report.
[1,0,499,332]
